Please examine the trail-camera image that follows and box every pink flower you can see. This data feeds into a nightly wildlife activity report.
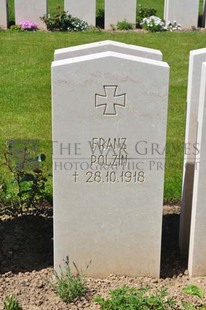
[19,21,38,30]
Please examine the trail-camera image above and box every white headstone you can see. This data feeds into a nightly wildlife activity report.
[52,50,169,278]
[164,0,199,28]
[54,40,162,61]
[15,0,47,30]
[105,0,136,29]
[0,0,8,29]
[202,0,206,27]
[180,49,206,256]
[64,0,96,26]
[188,62,206,277]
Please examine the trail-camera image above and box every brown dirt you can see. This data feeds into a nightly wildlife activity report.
[0,205,206,309]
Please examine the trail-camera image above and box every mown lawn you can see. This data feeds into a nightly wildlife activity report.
[1,30,206,202]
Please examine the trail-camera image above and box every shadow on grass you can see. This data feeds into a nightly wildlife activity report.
[0,214,53,274]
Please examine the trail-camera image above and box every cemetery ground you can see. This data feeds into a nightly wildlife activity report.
[1,30,206,308]
[1,205,206,308]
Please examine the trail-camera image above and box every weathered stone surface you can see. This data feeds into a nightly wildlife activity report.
[188,62,206,277]
[52,50,169,278]
[54,40,162,61]
[164,0,199,28]
[180,49,206,256]
[0,0,8,29]
[15,0,47,30]
[64,0,96,26]
[105,0,136,29]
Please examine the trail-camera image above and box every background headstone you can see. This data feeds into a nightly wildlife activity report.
[105,0,136,29]
[15,0,47,30]
[202,0,206,27]
[64,0,96,26]
[164,0,199,28]
[0,0,8,29]
[52,48,169,278]
[188,62,206,277]
[180,49,206,256]
[54,40,162,61]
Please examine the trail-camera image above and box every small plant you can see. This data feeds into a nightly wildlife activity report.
[53,256,89,303]
[40,6,88,32]
[95,285,177,309]
[141,16,166,32]
[67,16,88,32]
[182,285,205,309]
[117,20,134,30]
[0,139,48,216]
[136,4,157,26]
[3,295,22,310]
[167,20,182,31]
[19,20,38,31]
[183,285,204,299]
[9,25,22,32]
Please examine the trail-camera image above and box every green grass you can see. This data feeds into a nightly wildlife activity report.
[1,31,206,202]
[1,0,206,203]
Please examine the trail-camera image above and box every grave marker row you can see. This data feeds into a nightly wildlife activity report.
[0,0,136,29]
[1,0,206,30]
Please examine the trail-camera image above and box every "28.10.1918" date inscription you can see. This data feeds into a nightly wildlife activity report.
[85,171,145,183]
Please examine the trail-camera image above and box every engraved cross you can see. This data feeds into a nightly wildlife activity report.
[95,85,126,115]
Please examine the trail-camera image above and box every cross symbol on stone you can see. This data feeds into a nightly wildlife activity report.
[95,85,126,115]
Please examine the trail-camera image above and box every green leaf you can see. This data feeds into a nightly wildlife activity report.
[183,285,204,299]
[182,301,196,310]
[20,173,35,182]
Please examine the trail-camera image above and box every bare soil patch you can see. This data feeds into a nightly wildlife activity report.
[0,205,206,309]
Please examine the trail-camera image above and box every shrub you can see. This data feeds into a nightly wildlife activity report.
[67,16,88,32]
[141,16,166,32]
[0,139,48,216]
[40,6,88,32]
[95,286,177,309]
[137,4,157,26]
[9,25,22,32]
[182,285,205,309]
[117,20,134,30]
[167,20,182,31]
[53,256,88,303]
[19,20,38,31]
